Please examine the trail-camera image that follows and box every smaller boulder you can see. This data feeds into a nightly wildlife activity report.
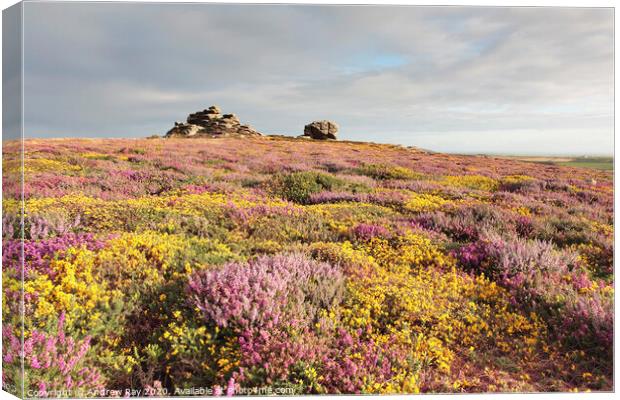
[303,120,338,140]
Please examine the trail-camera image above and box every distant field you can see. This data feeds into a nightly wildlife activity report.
[495,155,613,171]
[555,157,614,171]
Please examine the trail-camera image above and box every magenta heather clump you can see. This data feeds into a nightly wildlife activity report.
[560,293,613,356]
[453,233,612,359]
[186,253,351,388]
[2,313,104,395]
[308,191,367,204]
[187,253,345,330]
[351,223,390,241]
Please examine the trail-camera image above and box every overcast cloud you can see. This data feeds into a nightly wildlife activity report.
[21,3,613,155]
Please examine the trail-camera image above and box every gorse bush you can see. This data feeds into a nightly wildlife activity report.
[443,175,498,191]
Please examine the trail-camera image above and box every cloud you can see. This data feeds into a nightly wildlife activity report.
[22,3,613,154]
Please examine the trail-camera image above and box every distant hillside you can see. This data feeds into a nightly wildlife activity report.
[492,155,613,171]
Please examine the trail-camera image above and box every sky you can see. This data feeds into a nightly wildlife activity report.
[18,3,614,155]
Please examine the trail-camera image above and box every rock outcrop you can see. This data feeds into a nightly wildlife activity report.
[165,106,262,138]
[303,120,338,140]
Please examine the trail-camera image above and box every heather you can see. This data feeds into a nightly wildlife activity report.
[2,137,613,395]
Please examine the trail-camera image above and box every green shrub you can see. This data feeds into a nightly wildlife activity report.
[356,163,418,180]
[276,171,345,203]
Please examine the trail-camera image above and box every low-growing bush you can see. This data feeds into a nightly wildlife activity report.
[498,175,540,193]
[274,171,346,203]
[356,163,419,180]
[2,313,105,396]
[188,253,345,330]
[350,223,391,242]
